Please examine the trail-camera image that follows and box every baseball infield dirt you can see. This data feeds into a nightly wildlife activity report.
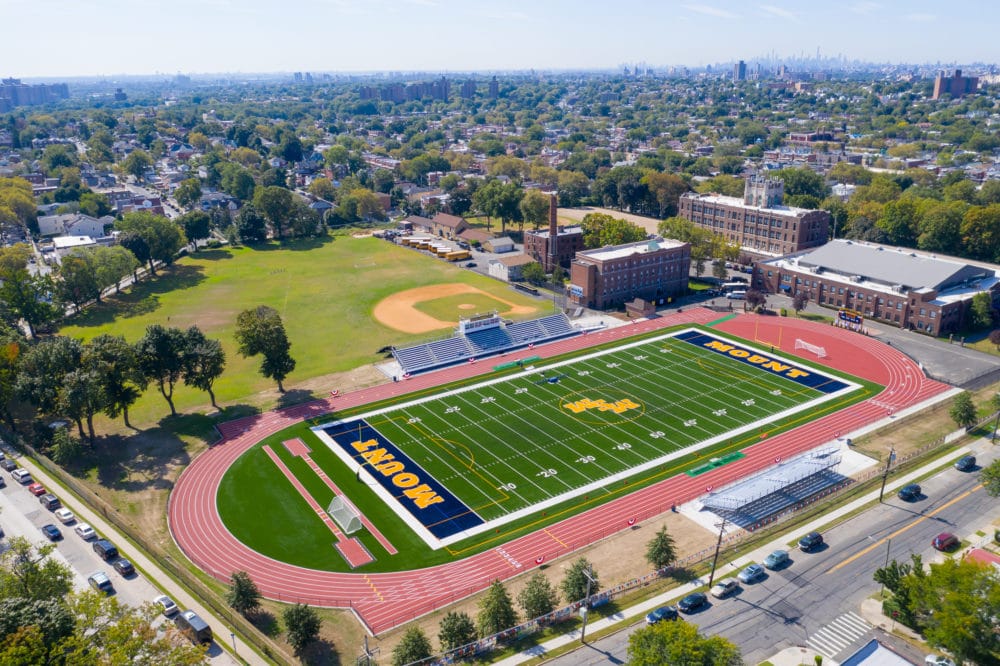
[373,283,536,334]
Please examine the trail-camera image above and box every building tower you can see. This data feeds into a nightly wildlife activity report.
[743,174,784,209]
[547,193,559,271]
[733,60,747,82]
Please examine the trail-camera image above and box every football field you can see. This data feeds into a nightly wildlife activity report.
[312,327,860,548]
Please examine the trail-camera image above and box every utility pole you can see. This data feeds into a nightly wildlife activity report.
[579,564,597,645]
[707,518,727,588]
[878,446,896,503]
[992,394,1000,441]
[356,635,379,666]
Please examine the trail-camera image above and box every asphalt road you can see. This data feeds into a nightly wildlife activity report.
[0,462,238,664]
[544,438,1000,666]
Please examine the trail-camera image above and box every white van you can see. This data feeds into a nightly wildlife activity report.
[11,469,31,484]
[726,291,747,300]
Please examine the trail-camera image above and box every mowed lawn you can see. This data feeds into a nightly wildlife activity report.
[58,237,546,426]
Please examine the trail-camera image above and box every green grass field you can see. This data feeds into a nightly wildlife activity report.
[57,237,548,426]
[217,326,878,571]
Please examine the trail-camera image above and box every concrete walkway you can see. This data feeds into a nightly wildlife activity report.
[495,438,986,666]
[9,451,265,666]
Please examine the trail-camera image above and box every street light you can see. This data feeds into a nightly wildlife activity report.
[230,631,238,660]
[578,564,597,645]
[707,518,728,588]
[878,446,896,503]
[868,536,892,598]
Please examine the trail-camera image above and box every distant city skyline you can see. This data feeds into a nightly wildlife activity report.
[4,0,998,79]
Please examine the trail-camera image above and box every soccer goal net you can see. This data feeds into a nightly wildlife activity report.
[794,338,827,358]
[328,495,363,534]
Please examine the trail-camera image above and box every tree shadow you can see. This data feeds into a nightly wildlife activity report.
[248,610,280,638]
[88,427,195,494]
[247,235,335,253]
[64,263,208,329]
[187,248,234,262]
[276,389,318,410]
[666,566,699,583]
[299,639,341,666]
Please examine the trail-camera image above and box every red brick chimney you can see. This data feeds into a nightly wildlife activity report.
[548,192,558,271]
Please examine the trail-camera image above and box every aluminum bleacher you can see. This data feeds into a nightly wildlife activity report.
[700,446,847,529]
[393,312,580,375]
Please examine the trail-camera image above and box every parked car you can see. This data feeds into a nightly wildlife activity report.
[677,592,708,613]
[764,549,790,570]
[27,482,45,496]
[645,605,679,625]
[113,558,135,577]
[0,459,16,472]
[74,523,96,540]
[954,456,976,472]
[40,524,62,541]
[39,493,60,510]
[54,508,75,524]
[798,531,824,552]
[92,539,119,562]
[87,571,113,594]
[176,610,213,645]
[925,655,957,666]
[738,563,766,584]
[12,469,32,484]
[710,579,739,599]
[154,594,179,617]
[932,533,960,552]
[898,484,921,501]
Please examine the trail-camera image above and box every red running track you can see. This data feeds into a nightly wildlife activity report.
[168,309,950,634]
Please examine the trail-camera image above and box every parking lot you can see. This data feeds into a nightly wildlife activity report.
[0,457,238,664]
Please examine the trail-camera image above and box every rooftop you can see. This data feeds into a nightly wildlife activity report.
[578,237,686,262]
[682,191,817,217]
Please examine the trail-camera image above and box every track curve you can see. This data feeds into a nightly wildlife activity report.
[169,310,950,634]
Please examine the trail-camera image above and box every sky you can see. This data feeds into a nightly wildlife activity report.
[3,0,998,78]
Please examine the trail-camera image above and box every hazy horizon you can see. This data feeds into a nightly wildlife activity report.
[3,0,998,79]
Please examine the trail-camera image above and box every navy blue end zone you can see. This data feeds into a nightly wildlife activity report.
[674,330,849,394]
[319,420,484,539]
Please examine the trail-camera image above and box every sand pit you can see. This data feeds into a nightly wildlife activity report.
[374,283,535,334]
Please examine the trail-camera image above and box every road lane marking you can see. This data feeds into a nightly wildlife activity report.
[825,485,981,575]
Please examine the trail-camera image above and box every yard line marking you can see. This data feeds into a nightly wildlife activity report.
[544,529,568,548]
[825,486,981,574]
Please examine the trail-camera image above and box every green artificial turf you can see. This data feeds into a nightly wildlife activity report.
[216,325,882,572]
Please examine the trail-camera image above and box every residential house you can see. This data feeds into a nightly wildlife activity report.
[36,213,113,238]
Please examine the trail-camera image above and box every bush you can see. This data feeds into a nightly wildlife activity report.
[780,308,787,317]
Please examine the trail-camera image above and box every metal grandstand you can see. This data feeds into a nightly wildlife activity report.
[392,312,580,375]
[700,446,848,528]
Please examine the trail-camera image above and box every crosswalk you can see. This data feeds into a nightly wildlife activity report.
[807,612,872,659]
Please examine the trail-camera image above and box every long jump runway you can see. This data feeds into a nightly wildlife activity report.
[168,309,950,634]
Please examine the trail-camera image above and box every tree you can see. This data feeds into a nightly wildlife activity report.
[180,211,211,250]
[252,186,294,239]
[627,617,742,666]
[173,178,203,209]
[121,149,153,181]
[136,325,188,415]
[234,306,296,392]
[48,425,83,465]
[226,571,261,617]
[235,203,268,244]
[557,170,590,207]
[92,245,140,295]
[979,459,1000,497]
[560,558,599,604]
[281,603,320,657]
[642,172,688,218]
[0,268,59,339]
[58,250,100,309]
[745,289,767,311]
[0,537,73,602]
[949,391,977,430]
[517,572,559,620]
[519,189,550,230]
[476,579,517,637]
[391,625,432,666]
[438,611,477,652]
[521,261,546,286]
[0,323,24,429]
[182,327,225,409]
[118,232,151,281]
[58,368,105,443]
[116,211,186,276]
[792,291,809,314]
[0,598,74,651]
[645,525,677,570]
[969,291,994,330]
[308,177,337,201]
[16,336,82,414]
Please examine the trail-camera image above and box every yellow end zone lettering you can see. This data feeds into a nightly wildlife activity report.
[563,397,640,415]
[702,340,810,380]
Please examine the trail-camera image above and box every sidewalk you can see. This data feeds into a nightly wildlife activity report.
[495,439,986,666]
[11,451,265,666]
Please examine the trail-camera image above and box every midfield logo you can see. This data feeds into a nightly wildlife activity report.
[562,397,640,415]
